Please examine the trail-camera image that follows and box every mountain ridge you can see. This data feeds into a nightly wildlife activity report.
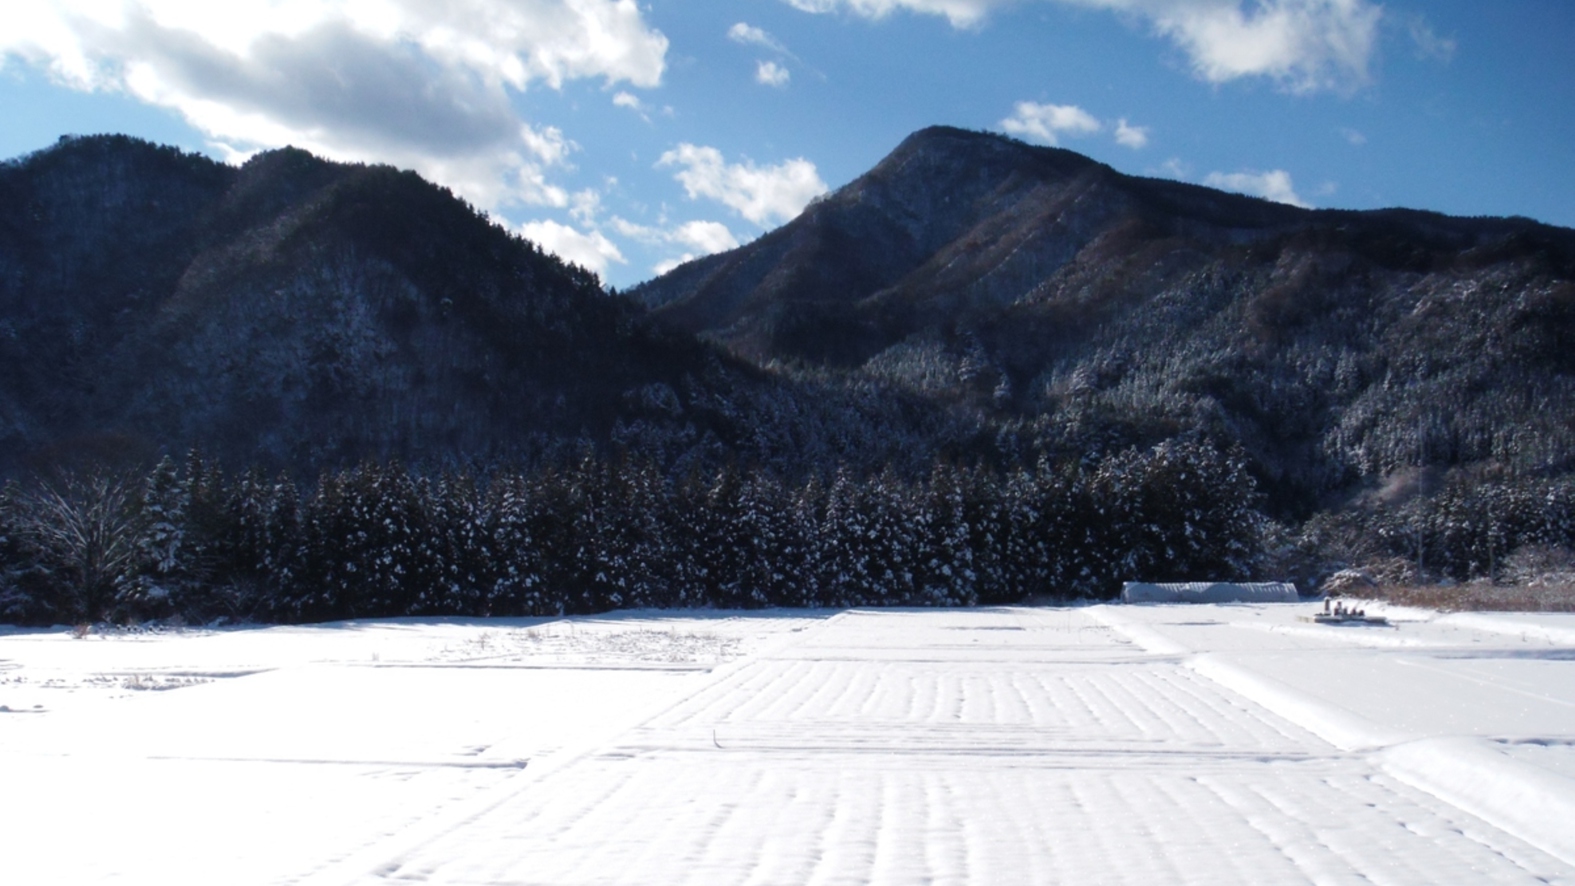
[0,135,756,475]
[0,128,1572,614]
[636,126,1570,358]
[2,127,1572,532]
[631,125,1575,518]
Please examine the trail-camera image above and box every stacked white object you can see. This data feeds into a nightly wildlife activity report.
[1120,581,1299,603]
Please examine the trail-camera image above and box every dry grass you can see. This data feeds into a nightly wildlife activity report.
[1365,582,1575,612]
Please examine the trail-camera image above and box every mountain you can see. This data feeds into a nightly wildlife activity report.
[0,135,947,478]
[4,127,1573,533]
[632,126,1575,518]
[1,128,1573,617]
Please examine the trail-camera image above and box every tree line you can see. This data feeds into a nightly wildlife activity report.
[7,440,1571,627]
[0,441,1267,625]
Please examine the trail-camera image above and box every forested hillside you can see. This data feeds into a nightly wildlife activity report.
[634,126,1575,525]
[0,135,953,479]
[1,130,1573,624]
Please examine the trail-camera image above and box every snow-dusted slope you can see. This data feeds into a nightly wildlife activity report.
[2,605,1573,884]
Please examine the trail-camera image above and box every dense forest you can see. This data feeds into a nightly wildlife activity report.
[2,446,1572,625]
[0,445,1255,624]
[2,130,1574,624]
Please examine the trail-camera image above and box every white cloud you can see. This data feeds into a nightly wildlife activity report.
[520,124,575,167]
[658,144,828,227]
[1340,126,1366,146]
[728,22,790,55]
[612,89,654,123]
[1203,168,1310,208]
[651,257,690,277]
[569,188,603,225]
[784,0,1382,92]
[672,220,741,254]
[0,1,669,209]
[1404,13,1455,62]
[756,60,791,87]
[783,0,1005,28]
[1132,0,1381,93]
[609,217,662,240]
[1000,101,1102,146]
[521,218,626,277]
[1156,156,1190,179]
[1114,117,1150,149]
[612,217,738,252]
[1002,102,1150,150]
[731,21,797,87]
[613,216,742,276]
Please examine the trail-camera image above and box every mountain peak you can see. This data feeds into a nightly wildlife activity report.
[882,125,1100,174]
[630,126,1130,362]
[628,124,1575,516]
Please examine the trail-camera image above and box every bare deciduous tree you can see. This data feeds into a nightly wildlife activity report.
[17,473,145,622]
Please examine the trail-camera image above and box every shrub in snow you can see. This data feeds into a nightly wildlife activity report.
[1504,544,1575,588]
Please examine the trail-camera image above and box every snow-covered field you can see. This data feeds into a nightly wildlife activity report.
[3,603,1574,884]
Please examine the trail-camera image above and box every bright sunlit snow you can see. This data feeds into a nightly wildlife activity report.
[3,603,1574,884]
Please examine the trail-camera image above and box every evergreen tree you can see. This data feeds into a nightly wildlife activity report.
[485,472,549,615]
[820,469,874,607]
[0,481,43,623]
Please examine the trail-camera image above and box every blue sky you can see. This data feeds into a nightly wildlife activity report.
[2,1,1571,288]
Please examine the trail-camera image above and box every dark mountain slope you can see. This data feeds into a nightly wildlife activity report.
[0,135,932,476]
[637,128,1122,359]
[632,126,1575,517]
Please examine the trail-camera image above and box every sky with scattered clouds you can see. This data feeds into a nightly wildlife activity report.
[1,1,1571,287]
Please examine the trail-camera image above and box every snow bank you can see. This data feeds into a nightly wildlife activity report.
[1439,612,1575,646]
[1226,620,1443,649]
[1121,582,1299,603]
[1186,654,1415,751]
[1382,736,1575,867]
[1147,606,1575,866]
[1083,605,1190,655]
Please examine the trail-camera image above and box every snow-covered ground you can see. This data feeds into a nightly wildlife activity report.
[3,602,1574,884]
